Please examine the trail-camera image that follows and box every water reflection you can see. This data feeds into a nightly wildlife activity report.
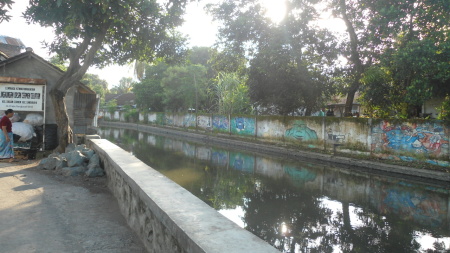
[98,127,450,252]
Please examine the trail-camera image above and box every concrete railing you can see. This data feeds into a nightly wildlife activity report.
[88,139,279,253]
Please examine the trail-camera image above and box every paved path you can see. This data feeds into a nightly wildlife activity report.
[0,160,146,253]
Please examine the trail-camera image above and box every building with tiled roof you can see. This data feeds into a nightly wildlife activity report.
[0,35,26,60]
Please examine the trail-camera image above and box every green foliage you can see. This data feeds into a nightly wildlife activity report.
[24,0,188,67]
[124,108,139,122]
[132,60,169,111]
[81,73,108,102]
[48,55,67,71]
[188,46,217,83]
[133,79,165,111]
[359,66,403,118]
[437,95,450,121]
[209,48,247,77]
[187,47,210,66]
[161,64,208,112]
[0,0,13,23]
[208,0,338,116]
[110,77,134,94]
[210,72,252,114]
[106,99,117,115]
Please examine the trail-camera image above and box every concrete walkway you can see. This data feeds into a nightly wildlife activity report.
[0,160,146,253]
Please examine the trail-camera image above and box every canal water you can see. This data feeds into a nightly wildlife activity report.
[98,127,450,253]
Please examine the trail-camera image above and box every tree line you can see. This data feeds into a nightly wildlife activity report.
[107,0,450,120]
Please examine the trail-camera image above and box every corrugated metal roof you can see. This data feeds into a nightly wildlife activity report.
[0,35,26,48]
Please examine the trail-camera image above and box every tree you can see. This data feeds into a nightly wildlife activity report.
[0,0,13,23]
[48,56,110,103]
[106,99,118,115]
[24,0,188,152]
[373,0,450,117]
[326,0,371,117]
[161,64,208,112]
[110,77,134,94]
[81,73,109,103]
[133,79,165,111]
[211,72,251,114]
[187,46,210,66]
[48,55,67,71]
[188,46,217,83]
[209,47,247,77]
[207,0,338,115]
[328,0,450,117]
[133,60,169,111]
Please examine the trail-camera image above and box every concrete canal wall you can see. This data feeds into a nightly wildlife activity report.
[87,138,279,253]
[102,111,450,167]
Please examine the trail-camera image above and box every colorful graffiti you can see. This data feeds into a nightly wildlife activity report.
[285,120,318,141]
[372,121,449,157]
[197,115,211,129]
[230,117,255,136]
[212,115,229,132]
[183,114,196,127]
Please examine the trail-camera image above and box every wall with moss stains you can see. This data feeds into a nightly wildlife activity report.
[111,111,450,166]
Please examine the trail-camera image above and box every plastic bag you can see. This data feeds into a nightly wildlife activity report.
[12,122,36,142]
[23,113,44,126]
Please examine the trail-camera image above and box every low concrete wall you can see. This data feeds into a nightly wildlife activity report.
[88,139,278,253]
[98,110,450,167]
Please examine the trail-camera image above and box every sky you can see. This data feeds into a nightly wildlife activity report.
[0,1,218,88]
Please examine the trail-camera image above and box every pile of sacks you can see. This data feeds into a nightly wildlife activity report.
[38,144,105,177]
[11,113,43,142]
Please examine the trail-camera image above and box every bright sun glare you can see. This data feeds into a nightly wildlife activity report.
[261,0,286,24]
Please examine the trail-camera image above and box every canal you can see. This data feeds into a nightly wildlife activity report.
[97,126,450,253]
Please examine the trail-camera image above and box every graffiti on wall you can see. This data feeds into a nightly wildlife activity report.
[165,115,174,126]
[372,121,449,157]
[148,113,157,123]
[231,117,255,135]
[197,115,211,129]
[285,120,318,141]
[327,127,346,142]
[212,115,229,132]
[183,114,196,127]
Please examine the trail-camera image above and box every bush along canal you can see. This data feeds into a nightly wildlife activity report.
[98,126,450,253]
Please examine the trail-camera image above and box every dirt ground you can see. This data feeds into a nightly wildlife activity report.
[0,159,147,253]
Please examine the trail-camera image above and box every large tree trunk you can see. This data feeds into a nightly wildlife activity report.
[50,88,72,153]
[49,23,109,152]
[344,85,358,117]
[339,0,364,117]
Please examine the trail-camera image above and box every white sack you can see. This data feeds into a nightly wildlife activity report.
[12,122,36,142]
[23,113,44,126]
